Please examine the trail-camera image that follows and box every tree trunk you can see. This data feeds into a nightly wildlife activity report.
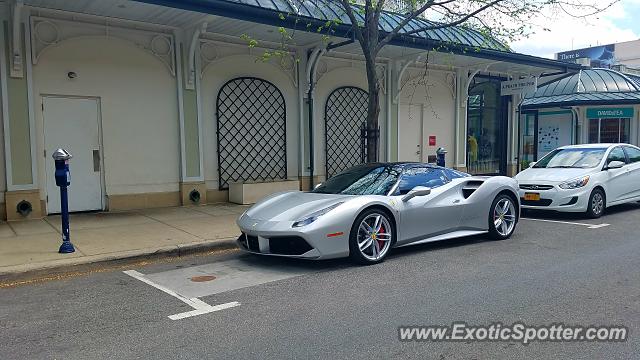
[365,56,380,163]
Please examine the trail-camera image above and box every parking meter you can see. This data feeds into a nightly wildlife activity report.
[52,148,75,254]
[436,147,447,167]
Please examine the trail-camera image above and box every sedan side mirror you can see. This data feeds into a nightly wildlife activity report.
[528,161,537,168]
[314,183,322,190]
[401,186,432,202]
[606,160,625,170]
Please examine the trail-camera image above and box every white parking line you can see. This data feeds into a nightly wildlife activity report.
[522,218,610,229]
[123,270,240,320]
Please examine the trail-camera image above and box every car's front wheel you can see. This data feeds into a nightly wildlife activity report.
[488,194,517,240]
[349,209,395,265]
[586,188,605,218]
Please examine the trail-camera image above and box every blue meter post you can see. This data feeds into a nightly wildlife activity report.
[52,148,75,254]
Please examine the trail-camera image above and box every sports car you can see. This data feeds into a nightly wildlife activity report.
[236,162,520,264]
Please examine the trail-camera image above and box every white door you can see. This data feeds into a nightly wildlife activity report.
[398,104,423,162]
[44,97,103,213]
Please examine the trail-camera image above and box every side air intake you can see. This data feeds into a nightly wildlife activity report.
[462,180,484,199]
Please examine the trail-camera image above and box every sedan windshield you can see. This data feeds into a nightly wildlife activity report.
[534,148,606,169]
[312,164,401,195]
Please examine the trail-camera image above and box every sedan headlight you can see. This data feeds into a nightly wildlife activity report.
[559,176,590,189]
[292,202,344,228]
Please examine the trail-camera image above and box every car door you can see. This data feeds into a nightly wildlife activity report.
[622,146,640,200]
[394,166,464,244]
[603,146,629,203]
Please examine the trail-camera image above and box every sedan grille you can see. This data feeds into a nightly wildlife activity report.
[519,184,554,191]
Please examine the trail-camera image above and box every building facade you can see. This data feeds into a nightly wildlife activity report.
[0,0,580,220]
[519,69,640,170]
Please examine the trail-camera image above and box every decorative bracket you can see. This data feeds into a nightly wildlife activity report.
[393,53,425,104]
[305,46,326,97]
[10,0,24,78]
[186,21,209,90]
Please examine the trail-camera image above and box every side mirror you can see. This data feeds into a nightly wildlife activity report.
[606,160,625,170]
[401,186,432,202]
[314,183,322,190]
[528,161,537,168]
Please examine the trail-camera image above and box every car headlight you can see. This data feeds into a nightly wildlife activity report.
[292,202,344,228]
[559,176,590,189]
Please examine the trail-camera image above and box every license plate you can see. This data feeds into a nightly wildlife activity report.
[524,193,541,201]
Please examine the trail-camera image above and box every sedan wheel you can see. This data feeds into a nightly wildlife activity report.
[488,195,517,240]
[586,188,605,218]
[349,210,394,264]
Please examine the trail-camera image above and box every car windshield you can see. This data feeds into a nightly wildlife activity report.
[312,164,401,195]
[533,148,606,169]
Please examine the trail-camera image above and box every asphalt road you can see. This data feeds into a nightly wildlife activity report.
[2,204,640,359]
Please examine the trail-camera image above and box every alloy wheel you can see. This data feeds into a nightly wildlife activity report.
[356,213,392,261]
[591,192,604,216]
[493,198,516,237]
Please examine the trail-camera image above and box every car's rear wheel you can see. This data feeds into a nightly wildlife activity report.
[349,209,394,265]
[586,188,605,218]
[488,194,517,240]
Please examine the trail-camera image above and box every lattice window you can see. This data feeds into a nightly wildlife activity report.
[325,86,369,178]
[216,77,287,189]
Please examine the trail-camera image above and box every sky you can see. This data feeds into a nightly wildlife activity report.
[509,0,640,59]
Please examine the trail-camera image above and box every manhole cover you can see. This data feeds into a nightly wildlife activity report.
[190,275,217,282]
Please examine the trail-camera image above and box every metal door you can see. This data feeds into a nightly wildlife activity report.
[43,96,103,213]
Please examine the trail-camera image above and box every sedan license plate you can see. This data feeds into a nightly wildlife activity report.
[524,192,541,201]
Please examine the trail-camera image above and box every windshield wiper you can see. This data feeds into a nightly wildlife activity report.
[548,166,578,168]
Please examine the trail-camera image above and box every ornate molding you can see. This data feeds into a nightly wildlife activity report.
[199,39,298,88]
[400,70,456,100]
[30,16,175,76]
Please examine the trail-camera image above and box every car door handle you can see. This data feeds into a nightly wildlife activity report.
[453,199,461,204]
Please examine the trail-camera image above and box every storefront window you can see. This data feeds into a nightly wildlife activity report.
[519,113,536,169]
[467,79,508,175]
[588,118,630,143]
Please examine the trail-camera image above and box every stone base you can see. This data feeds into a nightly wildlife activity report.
[507,163,519,177]
[5,190,43,221]
[453,166,468,173]
[206,189,229,204]
[107,192,180,211]
[298,176,326,191]
[229,180,300,205]
[179,182,207,206]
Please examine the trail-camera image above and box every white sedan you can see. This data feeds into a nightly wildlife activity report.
[515,143,640,218]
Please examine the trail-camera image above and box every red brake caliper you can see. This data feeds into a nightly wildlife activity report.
[377,225,386,249]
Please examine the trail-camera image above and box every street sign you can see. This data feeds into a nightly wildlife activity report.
[501,78,537,96]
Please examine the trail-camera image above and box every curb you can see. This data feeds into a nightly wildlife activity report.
[0,238,238,280]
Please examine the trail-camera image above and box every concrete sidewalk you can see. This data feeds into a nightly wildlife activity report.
[0,203,247,275]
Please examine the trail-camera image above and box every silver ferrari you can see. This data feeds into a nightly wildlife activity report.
[237,163,520,264]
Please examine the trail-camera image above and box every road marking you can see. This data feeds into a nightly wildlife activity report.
[123,270,240,320]
[522,218,610,229]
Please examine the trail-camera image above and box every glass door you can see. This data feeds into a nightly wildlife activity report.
[466,78,508,175]
[519,112,537,171]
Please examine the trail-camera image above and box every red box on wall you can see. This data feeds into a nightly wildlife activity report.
[428,135,436,146]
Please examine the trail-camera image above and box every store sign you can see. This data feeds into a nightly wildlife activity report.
[586,108,634,119]
[500,78,537,96]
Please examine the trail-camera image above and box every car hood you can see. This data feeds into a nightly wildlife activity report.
[515,167,594,183]
[244,191,354,221]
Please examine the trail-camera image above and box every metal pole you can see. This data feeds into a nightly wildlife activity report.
[58,184,74,253]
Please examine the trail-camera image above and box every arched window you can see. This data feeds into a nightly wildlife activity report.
[216,77,287,189]
[325,86,368,178]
